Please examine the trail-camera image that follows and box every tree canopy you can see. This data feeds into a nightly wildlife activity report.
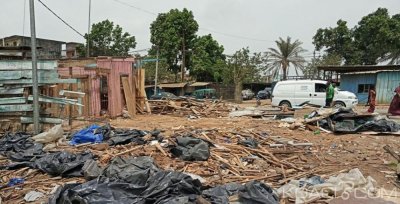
[190,34,226,82]
[78,20,136,57]
[266,37,306,80]
[224,48,264,102]
[150,8,199,81]
[313,8,400,65]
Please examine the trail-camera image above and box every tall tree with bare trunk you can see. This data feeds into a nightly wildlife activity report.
[266,37,306,80]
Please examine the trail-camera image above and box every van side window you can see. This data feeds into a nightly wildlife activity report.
[315,83,327,92]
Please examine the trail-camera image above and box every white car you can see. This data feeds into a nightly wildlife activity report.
[271,80,358,108]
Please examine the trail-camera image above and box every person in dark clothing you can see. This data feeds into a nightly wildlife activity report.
[388,84,400,115]
[366,85,376,113]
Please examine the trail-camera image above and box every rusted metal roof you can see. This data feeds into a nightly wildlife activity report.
[317,65,400,73]
[159,83,187,88]
[189,82,211,87]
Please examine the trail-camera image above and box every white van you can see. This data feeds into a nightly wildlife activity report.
[271,80,358,108]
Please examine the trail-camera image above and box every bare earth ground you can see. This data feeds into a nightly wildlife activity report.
[2,99,400,203]
[73,99,400,191]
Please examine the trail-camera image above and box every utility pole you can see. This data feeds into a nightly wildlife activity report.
[29,0,39,134]
[181,39,185,82]
[154,46,159,96]
[86,0,91,57]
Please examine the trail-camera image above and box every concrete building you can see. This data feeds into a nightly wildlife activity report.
[0,35,65,59]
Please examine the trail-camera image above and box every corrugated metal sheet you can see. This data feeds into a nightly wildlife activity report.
[376,71,400,104]
[97,58,134,117]
[58,58,134,117]
[340,73,376,104]
[58,66,101,116]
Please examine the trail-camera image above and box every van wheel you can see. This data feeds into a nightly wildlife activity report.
[279,101,292,108]
[333,101,346,108]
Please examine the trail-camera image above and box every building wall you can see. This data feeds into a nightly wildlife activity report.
[58,58,134,117]
[340,73,376,104]
[376,71,400,104]
[3,36,63,59]
[97,58,134,117]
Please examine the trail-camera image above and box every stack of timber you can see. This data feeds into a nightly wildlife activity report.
[149,98,233,118]
[0,60,80,131]
[121,68,151,117]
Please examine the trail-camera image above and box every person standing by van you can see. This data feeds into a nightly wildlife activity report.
[325,81,335,107]
[366,85,376,113]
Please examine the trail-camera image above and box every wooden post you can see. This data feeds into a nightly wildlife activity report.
[68,67,72,126]
[121,76,135,117]
[131,74,137,116]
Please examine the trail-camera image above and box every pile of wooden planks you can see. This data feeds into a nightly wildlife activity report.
[121,68,151,117]
[149,98,233,118]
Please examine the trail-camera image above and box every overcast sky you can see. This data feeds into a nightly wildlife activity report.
[1,0,399,59]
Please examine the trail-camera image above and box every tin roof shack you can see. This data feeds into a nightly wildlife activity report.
[58,57,135,117]
[0,35,64,59]
[318,65,400,104]
[158,83,188,96]
[0,60,79,132]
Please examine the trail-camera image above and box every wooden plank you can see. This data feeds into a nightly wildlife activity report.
[59,90,85,98]
[131,74,137,116]
[20,117,63,124]
[0,88,24,95]
[0,70,58,80]
[121,76,135,117]
[0,104,33,112]
[0,78,78,84]
[139,69,151,113]
[28,95,83,106]
[0,97,26,105]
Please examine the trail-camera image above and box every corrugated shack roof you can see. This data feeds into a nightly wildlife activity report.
[159,83,187,88]
[317,65,400,73]
[189,82,211,87]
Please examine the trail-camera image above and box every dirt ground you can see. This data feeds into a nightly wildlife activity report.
[70,99,400,191]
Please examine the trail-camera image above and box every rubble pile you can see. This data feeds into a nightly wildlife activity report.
[149,99,234,118]
[0,124,380,203]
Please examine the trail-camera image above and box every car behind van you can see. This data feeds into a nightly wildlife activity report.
[271,80,358,108]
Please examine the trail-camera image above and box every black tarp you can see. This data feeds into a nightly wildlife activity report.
[0,132,43,162]
[49,156,203,203]
[170,136,210,161]
[2,151,94,177]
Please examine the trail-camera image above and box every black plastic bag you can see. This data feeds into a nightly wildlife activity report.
[238,138,258,148]
[0,132,43,162]
[239,181,279,204]
[102,156,159,185]
[202,182,244,204]
[34,151,94,177]
[170,136,210,161]
[359,119,400,132]
[49,170,203,204]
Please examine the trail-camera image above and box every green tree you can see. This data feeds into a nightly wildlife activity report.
[313,20,359,64]
[353,8,394,64]
[224,48,264,103]
[78,20,136,57]
[190,34,226,82]
[266,37,306,80]
[142,59,175,83]
[313,8,400,65]
[150,8,199,82]
[303,54,341,79]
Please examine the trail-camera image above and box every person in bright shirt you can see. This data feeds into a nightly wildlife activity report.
[325,81,335,107]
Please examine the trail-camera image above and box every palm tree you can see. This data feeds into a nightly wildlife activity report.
[266,37,306,80]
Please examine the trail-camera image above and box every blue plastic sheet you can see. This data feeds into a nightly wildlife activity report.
[69,124,103,145]
[8,178,25,186]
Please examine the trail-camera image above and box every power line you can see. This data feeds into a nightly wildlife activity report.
[111,0,157,16]
[110,0,275,43]
[37,0,84,38]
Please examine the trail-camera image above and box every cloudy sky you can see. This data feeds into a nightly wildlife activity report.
[1,0,399,59]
